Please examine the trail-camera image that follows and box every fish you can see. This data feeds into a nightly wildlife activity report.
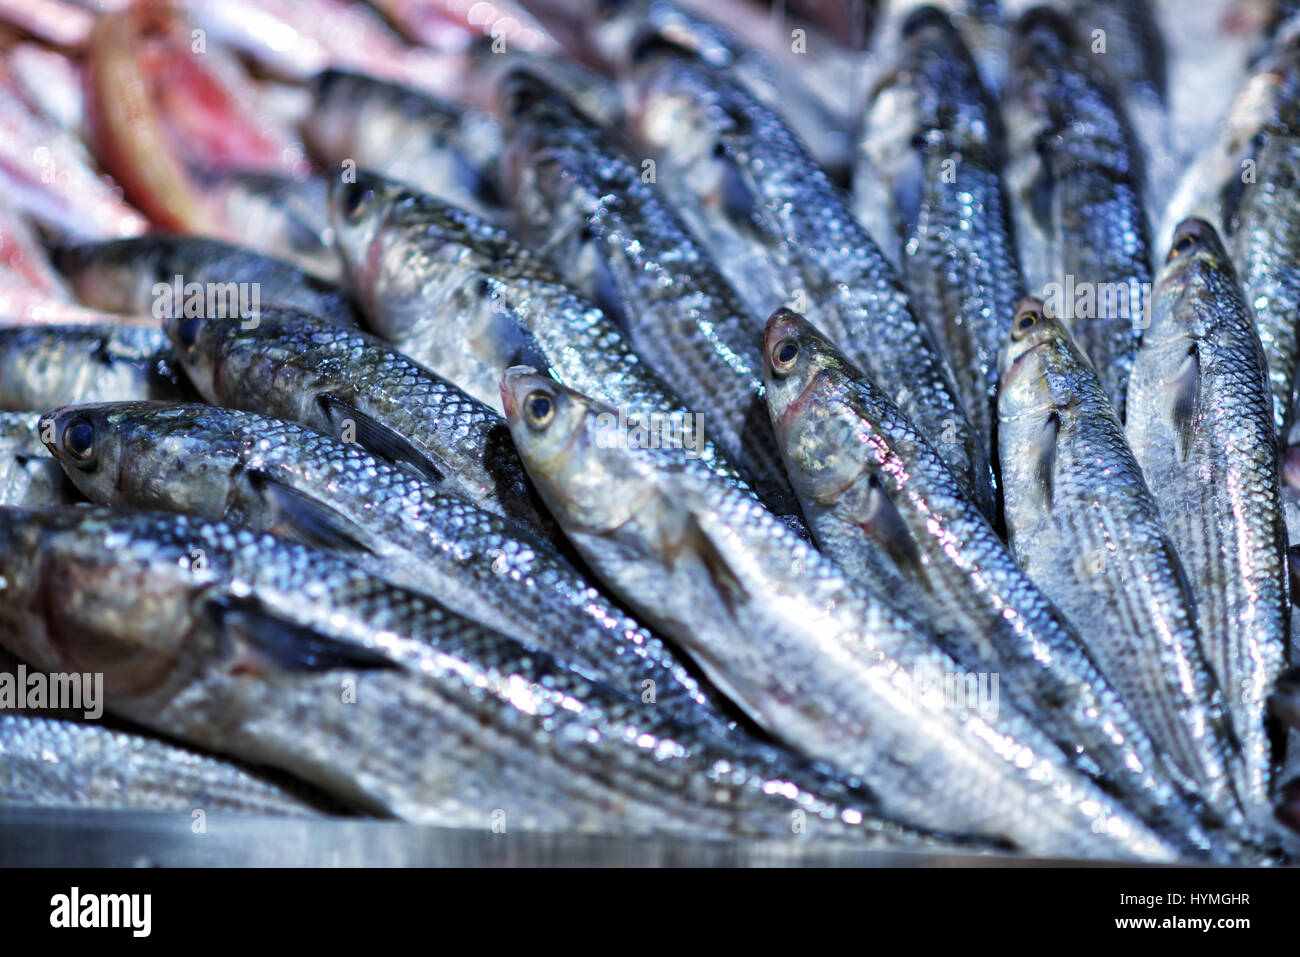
[998,297,1244,819]
[759,308,1230,847]
[0,324,192,411]
[161,305,558,541]
[0,412,77,506]
[1224,35,1300,431]
[198,169,343,284]
[498,67,804,524]
[0,201,70,298]
[1125,218,1289,809]
[1005,7,1153,416]
[52,236,359,328]
[329,170,741,486]
[0,506,958,844]
[304,69,504,220]
[628,45,995,517]
[498,366,1199,861]
[1064,0,1167,108]
[0,713,325,817]
[37,399,737,735]
[857,6,1025,449]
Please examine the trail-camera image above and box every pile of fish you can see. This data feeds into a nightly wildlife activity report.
[2,0,1300,864]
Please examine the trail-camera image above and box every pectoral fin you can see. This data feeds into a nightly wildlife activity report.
[245,468,376,553]
[208,595,403,676]
[1032,412,1059,512]
[1168,346,1200,461]
[316,393,444,484]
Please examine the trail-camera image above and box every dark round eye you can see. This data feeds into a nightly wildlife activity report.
[63,418,95,464]
[176,316,202,350]
[1169,232,1197,260]
[339,181,373,221]
[1011,308,1041,340]
[771,337,799,373]
[525,390,554,426]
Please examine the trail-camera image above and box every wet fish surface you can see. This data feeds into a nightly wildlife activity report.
[1125,218,1289,809]
[999,298,1243,819]
[0,411,77,506]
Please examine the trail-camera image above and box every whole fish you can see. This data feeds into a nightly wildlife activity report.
[0,506,954,844]
[629,46,995,516]
[498,68,803,523]
[998,298,1244,818]
[161,306,557,540]
[53,236,358,328]
[1225,36,1300,431]
[304,69,503,220]
[198,169,344,284]
[37,400,735,734]
[0,324,191,411]
[0,412,77,506]
[329,170,739,485]
[858,6,1025,447]
[1126,218,1289,809]
[499,366,1198,861]
[0,714,324,817]
[1006,7,1153,416]
[760,308,1227,846]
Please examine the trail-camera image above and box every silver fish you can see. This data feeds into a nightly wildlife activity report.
[628,47,995,516]
[162,306,557,542]
[999,298,1243,820]
[38,400,735,735]
[498,67,803,524]
[499,366,1190,861]
[1125,218,1289,809]
[0,506,954,844]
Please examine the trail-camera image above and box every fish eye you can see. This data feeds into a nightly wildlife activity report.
[1012,308,1041,339]
[1169,232,1197,260]
[62,418,95,465]
[176,316,202,351]
[770,337,800,374]
[524,390,555,427]
[339,181,373,221]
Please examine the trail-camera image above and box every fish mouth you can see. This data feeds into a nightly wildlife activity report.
[1000,339,1051,389]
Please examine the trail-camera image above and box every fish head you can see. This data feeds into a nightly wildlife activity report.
[1153,218,1238,338]
[0,509,202,697]
[39,401,242,517]
[998,297,1068,410]
[501,366,655,533]
[762,309,872,504]
[160,309,236,404]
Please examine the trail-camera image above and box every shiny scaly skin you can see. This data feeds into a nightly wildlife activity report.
[868,9,1026,449]
[331,172,742,485]
[0,508,958,844]
[0,324,190,411]
[39,401,734,734]
[761,311,1222,852]
[304,69,504,220]
[1126,222,1289,809]
[0,714,322,816]
[1066,0,1167,107]
[1007,10,1153,417]
[53,236,359,328]
[1227,42,1300,432]
[630,53,995,518]
[0,412,77,506]
[998,308,1243,819]
[163,307,557,541]
[500,369,1189,861]
[498,69,804,523]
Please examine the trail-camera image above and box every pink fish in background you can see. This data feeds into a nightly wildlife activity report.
[6,43,86,133]
[369,0,557,53]
[0,0,95,48]
[0,203,70,298]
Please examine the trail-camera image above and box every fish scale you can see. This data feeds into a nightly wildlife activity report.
[37,400,739,736]
[161,306,558,542]
[498,67,804,524]
[1126,220,1289,811]
[0,507,964,845]
[330,170,745,487]
[499,366,1205,860]
[861,8,1026,452]
[758,309,1228,853]
[998,306,1242,821]
[629,48,995,517]
[1007,8,1153,417]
